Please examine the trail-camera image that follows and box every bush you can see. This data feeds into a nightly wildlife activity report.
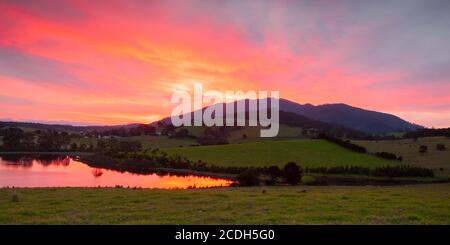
[267,165,283,178]
[237,169,260,186]
[419,145,428,153]
[284,162,303,185]
[436,144,446,151]
[375,152,398,160]
[301,175,316,185]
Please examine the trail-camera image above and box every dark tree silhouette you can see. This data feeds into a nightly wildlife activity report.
[284,162,303,185]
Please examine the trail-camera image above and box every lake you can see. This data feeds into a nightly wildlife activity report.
[0,155,233,189]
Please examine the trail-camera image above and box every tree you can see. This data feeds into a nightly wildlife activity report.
[198,127,228,145]
[419,145,428,153]
[302,129,308,136]
[70,142,78,151]
[21,132,36,150]
[284,162,303,185]
[170,128,189,138]
[162,124,176,136]
[2,128,25,150]
[237,169,260,186]
[79,144,87,152]
[436,144,446,151]
[267,165,282,179]
[37,131,58,151]
[129,125,157,136]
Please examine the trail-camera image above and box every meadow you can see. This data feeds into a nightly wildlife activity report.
[1,184,448,224]
[164,139,394,168]
[353,137,450,177]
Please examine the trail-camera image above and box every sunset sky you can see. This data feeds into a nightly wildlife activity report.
[0,0,449,127]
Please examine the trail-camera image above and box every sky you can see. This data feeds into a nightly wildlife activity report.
[0,0,449,127]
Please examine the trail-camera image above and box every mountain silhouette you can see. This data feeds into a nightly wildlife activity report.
[278,99,422,133]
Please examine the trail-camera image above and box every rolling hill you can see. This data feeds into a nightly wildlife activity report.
[164,139,394,168]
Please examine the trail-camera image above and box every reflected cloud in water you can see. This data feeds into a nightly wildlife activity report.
[0,154,233,189]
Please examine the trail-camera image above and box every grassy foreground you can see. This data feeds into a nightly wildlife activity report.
[164,139,394,168]
[1,184,449,224]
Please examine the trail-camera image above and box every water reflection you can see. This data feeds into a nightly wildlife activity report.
[0,154,70,168]
[92,168,103,178]
[0,154,233,189]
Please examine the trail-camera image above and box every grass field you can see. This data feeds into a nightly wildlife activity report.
[71,135,198,149]
[164,139,394,168]
[122,135,197,149]
[353,137,450,177]
[227,124,306,143]
[1,184,448,224]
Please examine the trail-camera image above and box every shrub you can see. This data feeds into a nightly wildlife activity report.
[301,175,316,185]
[267,165,283,178]
[284,162,303,185]
[436,144,446,151]
[237,169,260,186]
[419,145,428,153]
[375,152,398,160]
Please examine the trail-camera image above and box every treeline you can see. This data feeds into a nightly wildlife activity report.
[403,128,450,139]
[0,127,95,152]
[85,124,157,137]
[85,151,248,175]
[318,133,367,153]
[374,152,402,161]
[317,133,405,161]
[97,139,143,154]
[305,165,434,178]
[237,162,303,186]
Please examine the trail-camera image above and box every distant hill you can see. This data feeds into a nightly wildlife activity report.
[278,99,422,134]
[0,121,141,133]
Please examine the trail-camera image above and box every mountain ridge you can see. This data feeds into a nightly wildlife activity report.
[1,98,423,134]
[278,98,422,133]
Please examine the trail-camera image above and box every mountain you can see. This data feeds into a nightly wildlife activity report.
[278,99,422,134]
[1,98,423,135]
[160,98,422,134]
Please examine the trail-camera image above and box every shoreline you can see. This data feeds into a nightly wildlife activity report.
[78,154,237,180]
[2,152,449,186]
